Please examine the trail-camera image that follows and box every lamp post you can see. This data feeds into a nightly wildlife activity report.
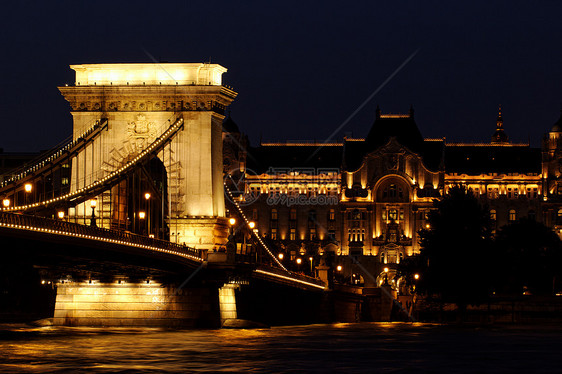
[228,217,237,253]
[139,211,146,234]
[24,183,32,206]
[2,199,10,208]
[57,211,65,220]
[144,192,151,237]
[89,199,97,227]
[309,256,314,275]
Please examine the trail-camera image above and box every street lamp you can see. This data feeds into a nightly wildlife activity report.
[229,217,236,226]
[337,265,343,272]
[309,256,314,274]
[139,211,146,219]
[89,199,97,227]
[2,199,9,208]
[248,221,256,229]
[414,273,420,280]
[24,183,32,206]
[296,257,302,265]
[144,192,151,236]
[278,252,284,260]
[57,211,65,220]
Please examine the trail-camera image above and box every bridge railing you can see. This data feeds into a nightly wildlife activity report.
[255,263,325,288]
[0,211,203,260]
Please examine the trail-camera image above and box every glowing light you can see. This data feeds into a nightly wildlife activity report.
[414,273,420,280]
[384,267,389,273]
[248,221,256,229]
[278,253,284,260]
[425,223,430,229]
[138,211,146,219]
[2,199,9,207]
[144,192,151,200]
[57,211,65,219]
[296,258,302,265]
[337,265,343,272]
[24,183,32,193]
[229,217,236,226]
[90,199,97,208]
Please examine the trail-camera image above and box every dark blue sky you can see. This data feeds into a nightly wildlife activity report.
[1,1,561,151]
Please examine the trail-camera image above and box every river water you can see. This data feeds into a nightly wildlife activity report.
[1,322,561,373]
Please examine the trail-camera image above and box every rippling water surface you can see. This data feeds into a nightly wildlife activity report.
[1,322,562,373]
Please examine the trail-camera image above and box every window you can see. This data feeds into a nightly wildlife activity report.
[271,209,278,220]
[290,228,296,241]
[310,228,316,240]
[488,187,499,199]
[388,209,398,221]
[490,209,497,221]
[329,209,335,221]
[509,209,517,222]
[61,177,69,186]
[290,208,297,221]
[271,228,277,240]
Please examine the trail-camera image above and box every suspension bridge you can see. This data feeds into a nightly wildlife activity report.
[0,63,325,327]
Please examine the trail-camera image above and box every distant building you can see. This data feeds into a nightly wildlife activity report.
[223,107,562,285]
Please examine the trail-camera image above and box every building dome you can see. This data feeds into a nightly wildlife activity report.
[551,110,562,133]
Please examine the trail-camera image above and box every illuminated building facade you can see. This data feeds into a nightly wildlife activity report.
[224,107,562,280]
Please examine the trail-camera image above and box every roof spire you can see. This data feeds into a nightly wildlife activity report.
[491,104,508,144]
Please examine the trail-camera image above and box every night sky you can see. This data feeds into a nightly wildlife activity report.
[1,1,561,152]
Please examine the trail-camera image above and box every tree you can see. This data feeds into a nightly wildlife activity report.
[494,218,562,295]
[418,186,493,309]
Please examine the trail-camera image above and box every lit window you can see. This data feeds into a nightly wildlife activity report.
[271,209,278,220]
[290,228,296,241]
[271,228,277,240]
[490,210,497,220]
[388,209,398,221]
[329,209,335,221]
[290,209,297,221]
[509,209,517,222]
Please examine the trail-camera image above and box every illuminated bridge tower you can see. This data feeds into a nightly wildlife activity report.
[59,63,237,250]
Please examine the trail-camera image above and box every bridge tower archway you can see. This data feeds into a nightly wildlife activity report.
[59,63,237,250]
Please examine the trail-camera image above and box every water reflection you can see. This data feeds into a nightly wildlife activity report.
[1,323,561,373]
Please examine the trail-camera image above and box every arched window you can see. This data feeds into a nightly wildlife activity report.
[490,209,497,221]
[271,209,278,220]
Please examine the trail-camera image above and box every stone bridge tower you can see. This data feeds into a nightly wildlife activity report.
[59,63,237,250]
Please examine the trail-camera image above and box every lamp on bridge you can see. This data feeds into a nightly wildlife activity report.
[57,211,65,220]
[144,193,151,236]
[24,183,32,206]
[89,199,97,227]
[2,199,10,208]
[138,211,146,235]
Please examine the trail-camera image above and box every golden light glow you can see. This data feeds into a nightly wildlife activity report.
[414,273,420,280]
[2,199,9,207]
[278,253,284,260]
[71,63,227,86]
[139,211,146,219]
[229,217,236,226]
[57,211,65,219]
[425,223,430,229]
[90,199,97,208]
[337,265,343,272]
[144,192,151,200]
[384,267,389,273]
[296,258,302,265]
[248,221,256,229]
[24,183,32,193]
